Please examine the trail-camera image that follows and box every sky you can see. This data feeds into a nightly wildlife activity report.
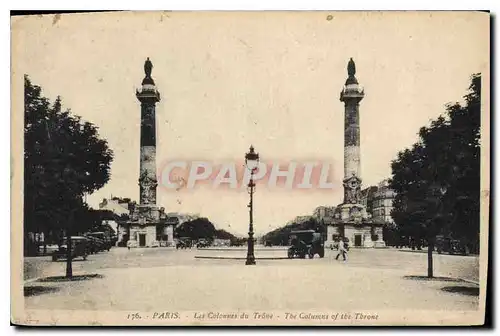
[12,11,489,235]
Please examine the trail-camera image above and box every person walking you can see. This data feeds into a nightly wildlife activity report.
[335,237,348,262]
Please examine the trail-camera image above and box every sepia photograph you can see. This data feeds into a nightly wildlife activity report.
[10,10,490,326]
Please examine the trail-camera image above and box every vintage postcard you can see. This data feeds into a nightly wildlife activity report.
[11,11,490,326]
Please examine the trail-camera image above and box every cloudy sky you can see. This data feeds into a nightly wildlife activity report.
[13,11,488,235]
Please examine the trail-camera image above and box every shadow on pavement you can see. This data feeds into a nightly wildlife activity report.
[403,275,464,282]
[396,250,477,257]
[51,259,90,263]
[441,286,479,296]
[37,274,104,283]
[24,286,60,297]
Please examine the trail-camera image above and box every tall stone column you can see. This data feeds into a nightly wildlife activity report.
[125,58,172,248]
[330,58,375,248]
[340,58,364,205]
[136,57,160,206]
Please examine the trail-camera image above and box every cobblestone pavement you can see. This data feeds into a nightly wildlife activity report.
[23,247,480,312]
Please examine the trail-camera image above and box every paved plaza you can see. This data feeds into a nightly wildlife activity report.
[23,247,479,312]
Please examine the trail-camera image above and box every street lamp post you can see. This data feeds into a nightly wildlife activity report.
[245,145,259,266]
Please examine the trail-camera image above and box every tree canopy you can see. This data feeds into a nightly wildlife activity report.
[174,217,237,241]
[24,75,114,248]
[389,74,481,252]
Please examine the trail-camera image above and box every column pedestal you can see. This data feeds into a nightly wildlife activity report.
[373,226,386,248]
[165,225,175,247]
[363,230,374,248]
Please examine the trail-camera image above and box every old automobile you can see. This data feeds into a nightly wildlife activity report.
[87,231,112,251]
[52,236,89,261]
[436,236,469,256]
[196,239,211,248]
[37,244,59,255]
[84,235,102,254]
[230,238,245,247]
[176,238,192,249]
[287,230,325,259]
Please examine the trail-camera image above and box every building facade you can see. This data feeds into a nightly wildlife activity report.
[313,206,336,226]
[371,179,396,225]
[360,186,378,215]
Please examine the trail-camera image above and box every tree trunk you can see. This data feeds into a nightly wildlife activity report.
[65,211,74,278]
[427,236,434,278]
[43,228,48,255]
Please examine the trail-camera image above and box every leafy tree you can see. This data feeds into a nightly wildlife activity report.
[24,75,113,276]
[390,74,481,277]
[390,144,429,250]
[174,218,238,242]
[175,217,216,240]
[214,229,237,240]
[72,208,118,236]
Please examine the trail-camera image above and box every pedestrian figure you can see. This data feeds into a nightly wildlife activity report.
[335,238,348,262]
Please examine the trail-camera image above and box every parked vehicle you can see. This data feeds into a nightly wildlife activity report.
[436,236,469,256]
[87,232,112,251]
[230,238,245,247]
[38,244,59,255]
[287,230,325,259]
[84,236,100,254]
[52,236,89,261]
[176,238,193,249]
[196,239,211,248]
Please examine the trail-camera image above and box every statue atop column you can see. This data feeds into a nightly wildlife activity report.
[345,57,359,85]
[347,57,356,76]
[142,57,155,85]
[144,57,153,78]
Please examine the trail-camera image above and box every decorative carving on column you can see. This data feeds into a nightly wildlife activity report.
[139,171,158,205]
[343,175,361,204]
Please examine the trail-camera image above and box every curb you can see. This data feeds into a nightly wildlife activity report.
[396,249,478,257]
[24,273,100,285]
[458,278,480,286]
[24,277,41,285]
[195,256,290,260]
